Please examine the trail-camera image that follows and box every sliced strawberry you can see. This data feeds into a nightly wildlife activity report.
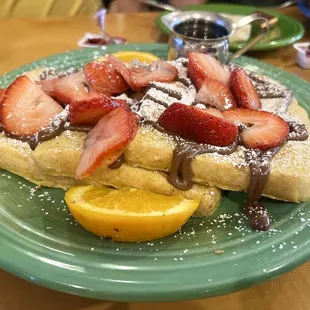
[75,107,139,179]
[69,95,128,126]
[196,77,236,110]
[84,60,129,95]
[106,56,178,92]
[37,72,89,105]
[105,55,134,89]
[230,68,261,110]
[0,88,6,104]
[2,76,63,136]
[158,103,238,146]
[0,88,6,126]
[188,52,230,89]
[131,60,178,88]
[222,109,289,150]
[204,108,224,119]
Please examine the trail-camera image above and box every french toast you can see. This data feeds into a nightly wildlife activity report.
[0,52,309,233]
[26,59,310,202]
[0,128,221,216]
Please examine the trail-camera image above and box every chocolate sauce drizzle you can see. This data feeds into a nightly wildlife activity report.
[149,82,182,100]
[108,154,125,169]
[244,148,280,231]
[142,119,238,190]
[168,141,238,190]
[287,121,309,141]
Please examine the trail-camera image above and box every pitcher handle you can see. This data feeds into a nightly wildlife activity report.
[227,13,270,64]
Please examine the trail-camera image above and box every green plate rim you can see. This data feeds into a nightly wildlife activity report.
[155,4,305,51]
[0,44,309,302]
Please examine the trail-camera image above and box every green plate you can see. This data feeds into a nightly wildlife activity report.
[156,4,305,51]
[0,44,309,302]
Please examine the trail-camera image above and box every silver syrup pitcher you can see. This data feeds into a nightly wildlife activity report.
[162,11,270,64]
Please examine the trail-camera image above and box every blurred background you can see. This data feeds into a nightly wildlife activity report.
[0,0,309,17]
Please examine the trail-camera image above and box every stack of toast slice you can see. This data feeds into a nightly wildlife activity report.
[0,57,309,221]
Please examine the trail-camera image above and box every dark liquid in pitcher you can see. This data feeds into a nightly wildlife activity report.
[173,19,228,40]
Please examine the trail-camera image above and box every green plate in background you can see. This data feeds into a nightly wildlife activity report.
[0,44,309,302]
[156,4,305,51]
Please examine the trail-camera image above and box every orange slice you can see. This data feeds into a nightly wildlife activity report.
[65,185,199,242]
[96,51,160,64]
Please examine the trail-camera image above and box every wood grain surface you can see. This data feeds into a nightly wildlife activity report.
[0,5,309,310]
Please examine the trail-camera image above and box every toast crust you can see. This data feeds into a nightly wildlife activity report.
[0,131,221,217]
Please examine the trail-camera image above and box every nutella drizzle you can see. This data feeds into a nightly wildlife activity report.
[142,119,238,190]
[287,121,309,141]
[108,154,125,169]
[144,94,169,108]
[149,82,182,100]
[168,140,238,190]
[244,148,280,231]
[63,123,93,133]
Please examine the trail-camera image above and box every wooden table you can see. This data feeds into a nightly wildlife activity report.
[0,6,309,310]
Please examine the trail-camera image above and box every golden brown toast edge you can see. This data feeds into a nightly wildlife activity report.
[0,132,221,217]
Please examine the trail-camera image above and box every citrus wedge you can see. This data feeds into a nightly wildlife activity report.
[96,51,160,64]
[65,185,199,242]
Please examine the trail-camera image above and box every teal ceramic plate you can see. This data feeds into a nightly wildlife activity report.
[156,4,305,51]
[0,44,309,302]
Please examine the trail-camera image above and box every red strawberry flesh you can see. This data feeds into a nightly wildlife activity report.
[83,60,129,95]
[38,72,89,105]
[76,107,139,179]
[130,60,178,87]
[0,88,6,104]
[106,55,178,92]
[229,68,261,110]
[2,76,63,136]
[188,52,230,89]
[69,95,129,126]
[196,77,236,110]
[158,103,238,146]
[222,108,289,150]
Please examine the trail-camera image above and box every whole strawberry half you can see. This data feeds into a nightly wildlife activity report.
[75,107,139,179]
[158,103,238,146]
[222,108,289,150]
[1,76,63,136]
[196,77,236,110]
[188,52,230,89]
[229,68,261,110]
[83,60,129,95]
[69,95,129,126]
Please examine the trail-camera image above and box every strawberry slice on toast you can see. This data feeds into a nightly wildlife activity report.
[222,108,289,150]
[106,55,178,92]
[38,72,89,105]
[1,76,63,136]
[0,88,6,104]
[229,68,262,110]
[76,107,139,179]
[83,60,129,95]
[188,52,230,89]
[196,77,236,110]
[158,103,238,146]
[69,95,128,126]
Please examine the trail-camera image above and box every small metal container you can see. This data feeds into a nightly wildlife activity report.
[162,11,270,64]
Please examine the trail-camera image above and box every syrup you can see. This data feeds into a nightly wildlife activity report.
[173,19,229,40]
